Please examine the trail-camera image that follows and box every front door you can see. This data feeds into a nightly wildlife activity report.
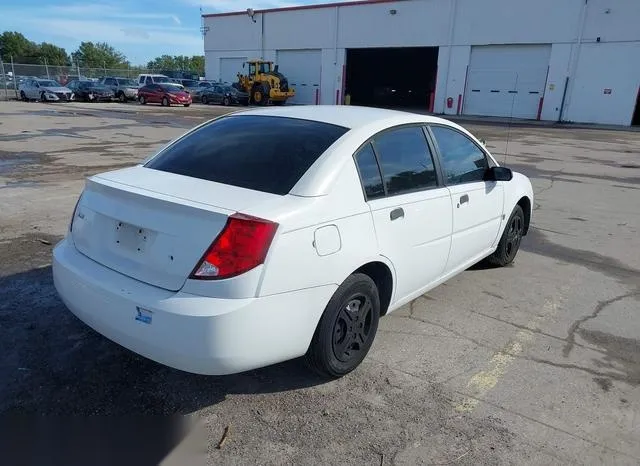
[354,125,453,304]
[429,125,504,273]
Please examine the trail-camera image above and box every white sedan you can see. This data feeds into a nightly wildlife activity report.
[52,106,533,378]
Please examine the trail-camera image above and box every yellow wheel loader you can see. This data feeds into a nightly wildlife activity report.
[233,60,295,106]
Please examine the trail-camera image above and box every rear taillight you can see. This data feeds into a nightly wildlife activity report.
[190,213,278,280]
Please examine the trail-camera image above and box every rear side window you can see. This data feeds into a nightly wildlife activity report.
[373,126,437,195]
[355,143,385,200]
[145,115,349,195]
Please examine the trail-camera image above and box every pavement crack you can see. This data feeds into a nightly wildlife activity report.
[562,292,640,357]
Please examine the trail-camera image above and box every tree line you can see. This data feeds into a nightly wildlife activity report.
[0,31,204,75]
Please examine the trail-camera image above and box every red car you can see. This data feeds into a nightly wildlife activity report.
[138,83,192,107]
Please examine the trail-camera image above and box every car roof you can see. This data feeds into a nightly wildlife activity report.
[234,105,451,130]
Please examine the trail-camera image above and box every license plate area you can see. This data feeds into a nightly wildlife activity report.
[115,221,149,254]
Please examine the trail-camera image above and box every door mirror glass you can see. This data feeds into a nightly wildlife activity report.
[485,166,513,182]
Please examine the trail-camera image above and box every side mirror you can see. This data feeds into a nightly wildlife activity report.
[485,166,513,182]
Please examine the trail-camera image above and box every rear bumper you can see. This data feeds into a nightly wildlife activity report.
[52,237,335,375]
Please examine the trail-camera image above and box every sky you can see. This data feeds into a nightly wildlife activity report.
[0,0,359,65]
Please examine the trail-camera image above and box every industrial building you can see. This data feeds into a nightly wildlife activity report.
[202,0,640,126]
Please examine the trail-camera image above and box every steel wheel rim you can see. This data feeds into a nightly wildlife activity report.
[255,91,262,102]
[332,295,373,363]
[505,214,523,258]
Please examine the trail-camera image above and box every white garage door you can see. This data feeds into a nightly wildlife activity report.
[464,45,551,119]
[219,57,247,85]
[276,49,322,105]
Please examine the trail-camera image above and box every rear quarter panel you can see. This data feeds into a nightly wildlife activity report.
[254,159,382,297]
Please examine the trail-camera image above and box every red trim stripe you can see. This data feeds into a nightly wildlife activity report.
[537,97,544,120]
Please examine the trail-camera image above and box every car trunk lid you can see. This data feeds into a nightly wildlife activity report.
[71,166,278,291]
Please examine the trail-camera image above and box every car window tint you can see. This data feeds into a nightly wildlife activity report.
[355,143,385,200]
[373,126,437,195]
[431,126,488,184]
[145,77,153,84]
[145,115,349,195]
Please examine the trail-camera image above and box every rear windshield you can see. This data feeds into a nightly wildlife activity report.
[145,115,349,195]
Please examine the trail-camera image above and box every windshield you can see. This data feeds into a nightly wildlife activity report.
[259,63,271,73]
[37,80,60,87]
[159,84,183,91]
[153,76,171,83]
[117,78,136,86]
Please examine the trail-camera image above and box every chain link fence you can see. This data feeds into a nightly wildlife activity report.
[1,61,198,100]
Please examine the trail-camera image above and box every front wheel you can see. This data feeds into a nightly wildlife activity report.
[161,97,169,107]
[201,95,208,105]
[183,104,190,107]
[40,92,46,102]
[118,92,126,103]
[486,205,525,267]
[20,91,27,101]
[305,273,380,378]
[222,96,230,106]
[139,95,146,105]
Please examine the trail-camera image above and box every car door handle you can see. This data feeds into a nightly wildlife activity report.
[390,207,404,221]
[460,194,469,204]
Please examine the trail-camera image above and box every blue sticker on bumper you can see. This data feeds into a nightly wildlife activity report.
[135,307,153,324]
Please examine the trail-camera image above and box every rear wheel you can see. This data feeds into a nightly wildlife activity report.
[118,92,126,103]
[20,91,27,101]
[201,95,208,105]
[486,205,525,267]
[222,96,230,106]
[306,273,380,378]
[161,96,169,107]
[183,104,190,107]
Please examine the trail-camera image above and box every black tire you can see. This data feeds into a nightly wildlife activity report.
[486,205,525,267]
[183,104,190,107]
[306,273,380,378]
[40,91,46,102]
[118,92,126,103]
[20,91,27,101]
[139,95,146,105]
[201,95,208,105]
[222,96,230,106]
[252,83,270,106]
[272,100,285,106]
[161,96,169,107]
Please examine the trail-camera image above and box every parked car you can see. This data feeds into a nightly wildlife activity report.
[200,84,249,106]
[18,78,74,102]
[66,80,115,102]
[137,73,173,87]
[52,106,533,378]
[100,77,139,102]
[137,83,192,107]
[185,81,216,102]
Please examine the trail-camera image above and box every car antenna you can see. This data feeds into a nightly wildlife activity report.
[503,73,518,165]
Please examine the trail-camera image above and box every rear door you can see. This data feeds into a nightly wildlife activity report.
[429,125,504,273]
[355,125,452,303]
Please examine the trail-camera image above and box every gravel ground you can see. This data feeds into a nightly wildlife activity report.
[0,101,639,465]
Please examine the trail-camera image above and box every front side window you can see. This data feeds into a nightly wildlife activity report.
[431,126,488,185]
[355,143,385,200]
[373,126,437,196]
[145,115,349,195]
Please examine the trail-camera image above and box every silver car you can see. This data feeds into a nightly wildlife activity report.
[100,77,139,102]
[19,78,74,102]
